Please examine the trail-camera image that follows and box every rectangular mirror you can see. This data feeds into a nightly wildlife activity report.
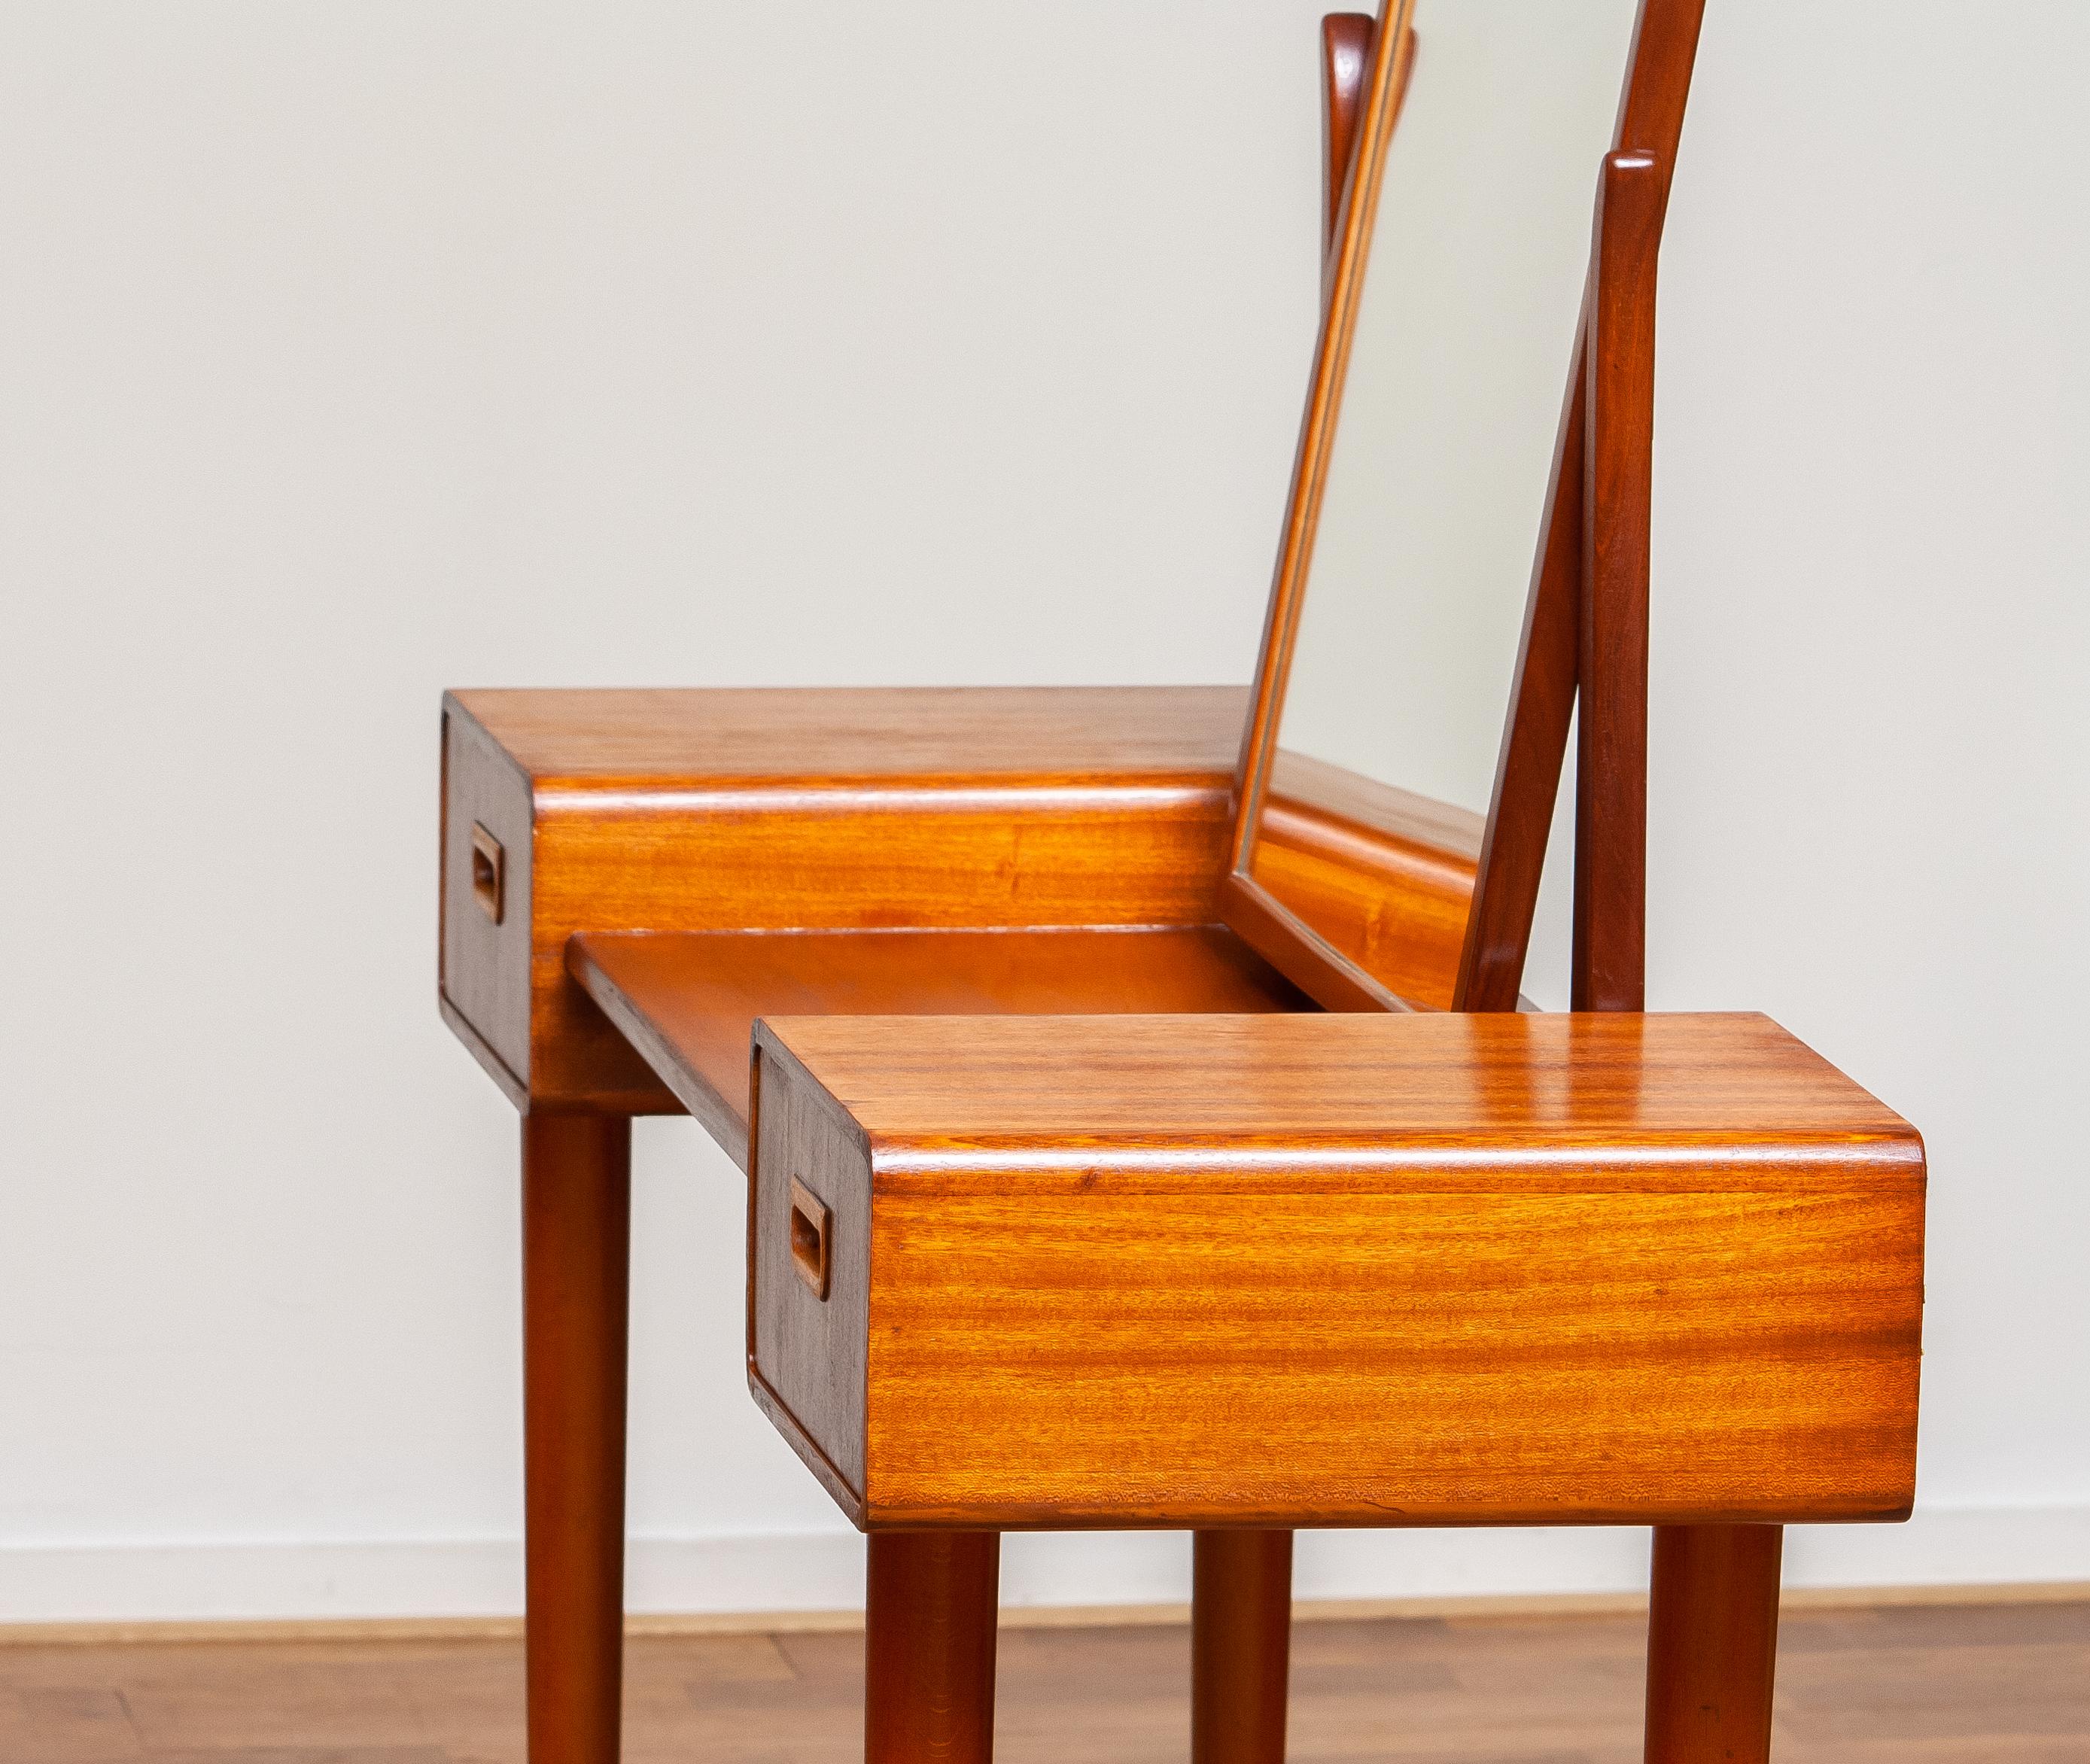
[1229,0,1651,1011]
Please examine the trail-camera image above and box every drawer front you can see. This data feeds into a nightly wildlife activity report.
[855,1179,1923,1528]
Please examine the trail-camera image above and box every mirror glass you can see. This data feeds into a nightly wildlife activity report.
[1249,0,1643,1008]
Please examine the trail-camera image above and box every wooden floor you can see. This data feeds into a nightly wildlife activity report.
[4,1601,2085,1763]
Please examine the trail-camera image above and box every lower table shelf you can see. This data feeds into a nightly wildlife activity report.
[566,924,1310,1166]
[561,923,1924,1537]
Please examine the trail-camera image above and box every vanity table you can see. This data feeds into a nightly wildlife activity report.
[434,5,1925,1761]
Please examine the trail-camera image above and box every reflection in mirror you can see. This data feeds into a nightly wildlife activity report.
[1249,0,1643,1008]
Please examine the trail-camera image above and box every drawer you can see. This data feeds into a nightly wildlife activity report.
[746,1011,1924,1531]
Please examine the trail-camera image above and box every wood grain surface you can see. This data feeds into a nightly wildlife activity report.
[453,686,1252,783]
[10,1599,2081,1762]
[1217,869,1413,1014]
[567,926,1309,1169]
[440,686,1255,1112]
[1251,751,1480,1009]
[747,1013,1924,1530]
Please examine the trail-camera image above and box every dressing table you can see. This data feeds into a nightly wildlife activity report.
[434,5,1925,1761]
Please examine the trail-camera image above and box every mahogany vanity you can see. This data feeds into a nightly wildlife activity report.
[435,5,1926,1761]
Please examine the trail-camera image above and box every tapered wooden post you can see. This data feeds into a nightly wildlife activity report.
[1191,1530,1294,1764]
[1579,147,1784,1764]
[866,1532,1002,1764]
[1646,1525,1784,1762]
[1456,0,1708,1011]
[1575,149,1662,1013]
[521,1112,632,1764]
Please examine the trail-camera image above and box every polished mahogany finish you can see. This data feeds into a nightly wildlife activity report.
[566,925,1307,1167]
[1575,151,1663,1014]
[742,1011,1923,1528]
[1644,1525,1783,1763]
[1217,869,1409,1014]
[865,1533,1001,1764]
[1192,1531,1294,1764]
[443,689,1367,1764]
[1321,16,1377,257]
[519,1114,630,1764]
[430,8,1911,1762]
[1454,1,1708,1016]
[1251,752,1480,1009]
[441,686,1252,1113]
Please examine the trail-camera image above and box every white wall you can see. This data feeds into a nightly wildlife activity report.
[2,2,2084,1624]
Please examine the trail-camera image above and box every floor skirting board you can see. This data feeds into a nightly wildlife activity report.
[2,1505,2085,1630]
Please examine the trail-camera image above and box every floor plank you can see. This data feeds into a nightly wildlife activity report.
[0,1601,2080,1763]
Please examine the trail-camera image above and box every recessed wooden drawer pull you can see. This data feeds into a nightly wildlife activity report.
[789,1176,832,1300]
[470,823,505,925]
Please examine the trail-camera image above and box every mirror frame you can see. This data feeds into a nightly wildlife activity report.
[1219,0,1707,1013]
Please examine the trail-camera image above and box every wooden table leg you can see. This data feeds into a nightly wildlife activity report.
[1644,1523,1783,1764]
[522,1112,632,1764]
[866,1531,1001,1764]
[1191,1529,1294,1764]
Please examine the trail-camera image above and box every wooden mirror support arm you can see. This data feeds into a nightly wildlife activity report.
[1574,148,1663,1015]
[1450,0,1708,1014]
[1321,17,1375,257]
[1320,11,1422,269]
[1569,98,1787,1764]
[1451,348,1587,1012]
[1322,14,1418,264]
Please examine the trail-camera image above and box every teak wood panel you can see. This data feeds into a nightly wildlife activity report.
[438,686,1255,1112]
[1251,750,1480,1010]
[449,685,1254,783]
[746,1013,1924,1530]
[567,926,1309,1169]
[1574,151,1664,1015]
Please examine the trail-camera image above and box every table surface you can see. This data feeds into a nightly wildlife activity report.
[567,925,1310,1168]
[756,1010,1920,1168]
